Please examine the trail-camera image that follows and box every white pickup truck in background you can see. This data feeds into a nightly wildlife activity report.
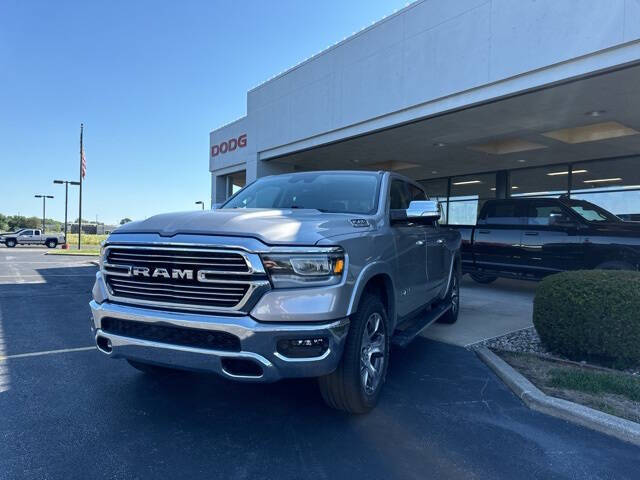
[0,228,65,248]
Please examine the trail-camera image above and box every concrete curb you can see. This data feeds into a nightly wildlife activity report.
[475,346,640,447]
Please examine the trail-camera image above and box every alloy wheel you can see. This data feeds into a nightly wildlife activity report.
[451,275,459,316]
[360,312,386,395]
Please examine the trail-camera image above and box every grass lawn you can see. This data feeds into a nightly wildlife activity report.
[65,233,108,246]
[497,351,640,423]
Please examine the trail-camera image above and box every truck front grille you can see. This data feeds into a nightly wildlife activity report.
[105,277,250,308]
[107,247,250,273]
[101,317,241,352]
[102,245,268,312]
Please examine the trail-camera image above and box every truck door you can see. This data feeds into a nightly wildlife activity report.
[472,201,526,274]
[18,230,33,244]
[521,200,584,275]
[389,179,428,316]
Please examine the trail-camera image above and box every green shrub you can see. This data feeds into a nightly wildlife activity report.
[533,270,640,368]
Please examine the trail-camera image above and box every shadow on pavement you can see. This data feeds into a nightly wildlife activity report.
[1,262,639,479]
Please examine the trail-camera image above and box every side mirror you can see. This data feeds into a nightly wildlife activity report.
[406,200,441,221]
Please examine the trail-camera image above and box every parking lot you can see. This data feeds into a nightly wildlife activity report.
[1,249,638,480]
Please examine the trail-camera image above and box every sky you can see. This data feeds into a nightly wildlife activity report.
[0,0,409,225]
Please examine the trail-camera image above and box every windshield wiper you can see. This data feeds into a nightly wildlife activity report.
[287,205,332,212]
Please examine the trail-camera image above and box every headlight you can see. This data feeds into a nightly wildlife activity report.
[261,251,345,288]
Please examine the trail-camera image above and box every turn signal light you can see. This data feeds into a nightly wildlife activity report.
[333,259,344,274]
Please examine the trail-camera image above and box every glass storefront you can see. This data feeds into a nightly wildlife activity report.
[419,178,448,224]
[570,157,640,221]
[419,155,640,224]
[510,165,569,198]
[447,173,495,225]
[226,170,246,197]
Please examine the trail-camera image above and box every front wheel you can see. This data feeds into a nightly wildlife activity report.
[5,239,16,248]
[469,272,498,284]
[318,293,389,414]
[438,267,460,324]
[595,261,635,271]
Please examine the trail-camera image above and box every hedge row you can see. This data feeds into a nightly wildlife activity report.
[533,270,640,368]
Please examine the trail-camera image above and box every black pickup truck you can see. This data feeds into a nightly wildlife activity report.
[450,197,640,283]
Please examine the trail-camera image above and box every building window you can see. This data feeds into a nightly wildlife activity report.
[226,170,246,198]
[570,157,640,221]
[448,173,495,225]
[510,165,569,198]
[419,178,449,224]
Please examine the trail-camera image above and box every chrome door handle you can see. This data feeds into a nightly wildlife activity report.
[415,240,425,246]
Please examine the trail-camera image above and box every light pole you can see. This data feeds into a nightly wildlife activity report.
[34,195,54,232]
[195,201,205,210]
[53,180,80,243]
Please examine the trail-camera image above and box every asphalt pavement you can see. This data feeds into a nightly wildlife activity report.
[0,249,638,480]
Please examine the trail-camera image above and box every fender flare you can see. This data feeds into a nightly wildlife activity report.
[438,251,461,300]
[346,261,396,323]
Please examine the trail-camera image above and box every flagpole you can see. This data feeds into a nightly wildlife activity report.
[78,123,83,250]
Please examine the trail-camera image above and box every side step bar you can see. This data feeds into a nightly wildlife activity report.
[391,302,452,348]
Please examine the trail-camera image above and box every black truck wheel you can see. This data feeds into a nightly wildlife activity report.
[595,261,635,271]
[46,239,58,248]
[469,272,498,284]
[5,238,16,248]
[318,293,389,414]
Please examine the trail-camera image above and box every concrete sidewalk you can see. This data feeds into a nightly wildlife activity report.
[423,276,536,347]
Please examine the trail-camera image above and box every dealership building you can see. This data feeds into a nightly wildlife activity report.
[210,0,640,224]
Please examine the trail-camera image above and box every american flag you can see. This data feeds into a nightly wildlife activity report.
[81,145,86,179]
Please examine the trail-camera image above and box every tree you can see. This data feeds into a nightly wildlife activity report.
[0,214,7,232]
[120,218,132,225]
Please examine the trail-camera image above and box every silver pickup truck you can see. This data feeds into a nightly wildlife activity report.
[90,171,462,413]
[1,228,65,248]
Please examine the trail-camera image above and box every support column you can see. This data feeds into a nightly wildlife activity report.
[495,170,510,199]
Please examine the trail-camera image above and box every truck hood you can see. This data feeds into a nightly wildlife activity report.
[589,221,640,237]
[111,209,374,245]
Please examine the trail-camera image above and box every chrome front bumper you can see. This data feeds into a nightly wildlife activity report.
[89,301,349,382]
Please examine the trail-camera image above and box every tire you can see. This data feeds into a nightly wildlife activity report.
[318,293,390,414]
[469,272,498,284]
[595,261,635,271]
[438,265,461,324]
[5,239,16,248]
[46,239,58,249]
[127,359,182,376]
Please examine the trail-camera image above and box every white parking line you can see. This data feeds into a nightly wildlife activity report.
[0,274,96,278]
[0,346,96,361]
[0,262,95,265]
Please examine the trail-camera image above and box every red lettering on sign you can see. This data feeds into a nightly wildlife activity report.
[211,134,248,157]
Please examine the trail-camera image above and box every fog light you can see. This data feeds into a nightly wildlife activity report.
[277,337,328,359]
[96,336,112,354]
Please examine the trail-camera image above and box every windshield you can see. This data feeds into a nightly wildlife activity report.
[565,200,620,223]
[222,172,380,214]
